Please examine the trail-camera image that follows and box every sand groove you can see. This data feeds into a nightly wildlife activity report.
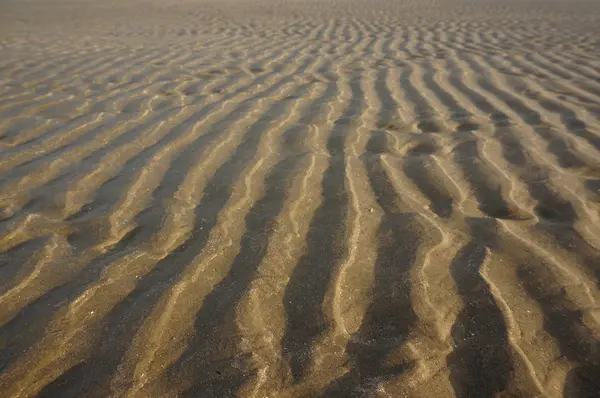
[1,0,600,396]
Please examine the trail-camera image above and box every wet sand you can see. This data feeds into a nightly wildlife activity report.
[1,0,600,396]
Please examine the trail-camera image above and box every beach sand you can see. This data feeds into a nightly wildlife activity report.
[1,0,600,396]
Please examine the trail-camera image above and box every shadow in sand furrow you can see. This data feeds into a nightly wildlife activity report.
[445,58,552,170]
[169,154,305,398]
[87,78,339,395]
[21,83,314,397]
[322,134,422,397]
[86,84,163,116]
[0,226,138,375]
[463,60,600,282]
[13,41,308,186]
[2,70,306,356]
[540,53,600,94]
[213,38,309,85]
[488,123,580,227]
[308,20,328,43]
[280,77,363,382]
[65,93,249,224]
[516,264,600,398]
[372,66,397,128]
[421,60,472,122]
[458,55,593,170]
[535,97,600,153]
[263,37,314,72]
[397,65,443,132]
[378,35,394,58]
[565,365,600,398]
[403,151,454,218]
[0,111,177,239]
[485,55,600,149]
[20,109,190,215]
[3,50,107,83]
[447,218,512,398]
[390,29,411,59]
[485,54,552,82]
[518,53,573,81]
[467,55,600,156]
[528,122,589,170]
[6,55,103,91]
[458,55,545,124]
[0,237,46,295]
[412,28,426,59]
[24,49,162,87]
[38,151,306,398]
[121,51,210,85]
[453,140,516,219]
[533,216,600,288]
[65,59,315,245]
[372,66,453,218]
[452,88,584,224]
[361,35,378,58]
[0,114,94,160]
[329,19,343,42]
[80,49,194,87]
[0,117,48,148]
[0,111,160,192]
[551,53,600,76]
[346,21,358,43]
[585,178,600,200]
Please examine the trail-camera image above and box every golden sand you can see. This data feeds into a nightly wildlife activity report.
[1,0,600,396]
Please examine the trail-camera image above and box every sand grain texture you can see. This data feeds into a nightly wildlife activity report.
[1,0,600,396]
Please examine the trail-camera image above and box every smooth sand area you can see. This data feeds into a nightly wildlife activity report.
[1,0,600,396]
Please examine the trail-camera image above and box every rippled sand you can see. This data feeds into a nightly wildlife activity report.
[1,0,600,396]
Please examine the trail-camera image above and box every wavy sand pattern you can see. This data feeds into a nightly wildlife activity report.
[1,0,600,396]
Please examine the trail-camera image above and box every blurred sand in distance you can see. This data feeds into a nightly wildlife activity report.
[1,0,600,396]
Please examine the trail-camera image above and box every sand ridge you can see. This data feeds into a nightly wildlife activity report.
[1,0,600,396]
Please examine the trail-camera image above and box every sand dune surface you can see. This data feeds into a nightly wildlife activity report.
[1,0,600,396]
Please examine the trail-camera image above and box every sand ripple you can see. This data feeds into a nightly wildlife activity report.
[1,0,600,396]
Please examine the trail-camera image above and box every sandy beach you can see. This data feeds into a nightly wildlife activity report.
[1,0,600,396]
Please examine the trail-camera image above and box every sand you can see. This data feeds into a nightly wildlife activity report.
[1,0,600,396]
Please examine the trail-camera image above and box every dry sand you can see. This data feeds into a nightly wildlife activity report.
[1,0,600,396]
